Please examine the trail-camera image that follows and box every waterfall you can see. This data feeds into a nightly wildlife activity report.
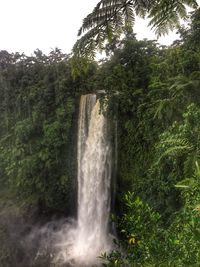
[54,94,112,266]
[76,94,112,265]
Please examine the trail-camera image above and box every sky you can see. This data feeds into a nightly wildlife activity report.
[0,0,199,56]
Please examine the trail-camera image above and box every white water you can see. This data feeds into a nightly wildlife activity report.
[54,94,112,266]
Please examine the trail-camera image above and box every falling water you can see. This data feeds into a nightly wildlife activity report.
[76,94,112,265]
[54,94,112,266]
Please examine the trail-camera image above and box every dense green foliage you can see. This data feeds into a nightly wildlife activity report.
[0,49,96,213]
[0,7,200,267]
[99,8,200,266]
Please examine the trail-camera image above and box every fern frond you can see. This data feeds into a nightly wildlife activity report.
[155,136,193,164]
[161,144,192,158]
[184,152,200,177]
[153,98,171,120]
[124,3,135,29]
[175,178,195,188]
[78,0,132,36]
[73,0,199,60]
[148,0,198,36]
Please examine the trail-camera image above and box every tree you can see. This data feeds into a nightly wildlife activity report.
[73,0,199,59]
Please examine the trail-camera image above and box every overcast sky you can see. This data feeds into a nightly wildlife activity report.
[0,0,199,55]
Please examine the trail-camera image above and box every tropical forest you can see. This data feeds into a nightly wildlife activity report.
[0,1,200,266]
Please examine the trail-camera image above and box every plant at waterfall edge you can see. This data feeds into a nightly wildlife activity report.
[101,178,200,266]
[165,161,200,266]
[101,192,165,266]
